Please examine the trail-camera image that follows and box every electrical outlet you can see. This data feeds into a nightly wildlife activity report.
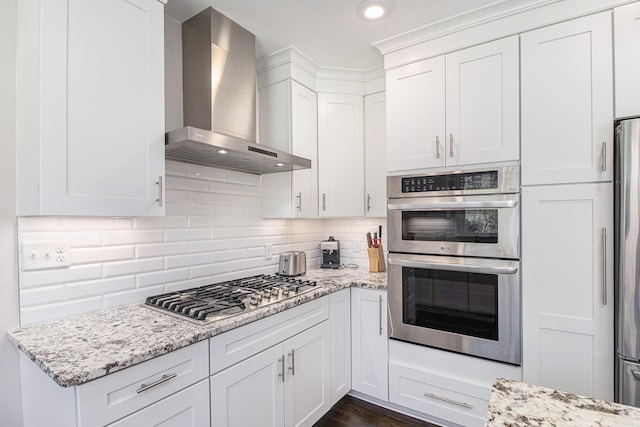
[264,243,273,260]
[21,242,71,271]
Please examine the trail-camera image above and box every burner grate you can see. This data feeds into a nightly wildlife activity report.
[144,274,317,322]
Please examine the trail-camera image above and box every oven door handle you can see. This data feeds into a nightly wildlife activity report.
[388,200,518,210]
[388,257,519,275]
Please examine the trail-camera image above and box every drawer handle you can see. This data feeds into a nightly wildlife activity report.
[424,392,473,410]
[288,349,296,375]
[137,373,177,393]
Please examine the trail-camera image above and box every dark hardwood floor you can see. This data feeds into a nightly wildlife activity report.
[313,395,439,427]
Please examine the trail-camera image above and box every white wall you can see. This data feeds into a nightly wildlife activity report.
[17,160,384,325]
[0,0,23,424]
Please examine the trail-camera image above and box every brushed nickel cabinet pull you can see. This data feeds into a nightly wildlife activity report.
[449,134,454,158]
[155,176,163,207]
[602,227,607,305]
[278,356,285,382]
[137,373,177,393]
[435,136,441,159]
[296,192,302,211]
[601,141,607,172]
[367,194,372,212]
[322,193,326,211]
[288,349,296,375]
[378,295,383,336]
[424,392,473,409]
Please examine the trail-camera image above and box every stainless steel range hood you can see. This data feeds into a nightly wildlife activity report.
[165,7,311,174]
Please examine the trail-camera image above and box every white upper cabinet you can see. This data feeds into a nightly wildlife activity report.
[318,93,365,217]
[17,0,165,216]
[614,2,640,119]
[364,91,387,217]
[260,79,319,218]
[386,36,519,173]
[386,56,446,171]
[445,36,519,167]
[521,12,613,185]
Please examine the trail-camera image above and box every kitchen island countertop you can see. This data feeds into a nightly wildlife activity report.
[8,266,386,387]
[485,378,640,426]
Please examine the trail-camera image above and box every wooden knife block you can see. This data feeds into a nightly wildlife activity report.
[367,244,386,272]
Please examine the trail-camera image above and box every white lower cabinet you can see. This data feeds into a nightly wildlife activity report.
[329,289,352,405]
[521,183,614,400]
[109,379,210,427]
[20,340,210,427]
[388,340,522,427]
[210,321,331,427]
[351,287,388,400]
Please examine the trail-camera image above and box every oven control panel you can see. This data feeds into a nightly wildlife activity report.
[401,170,499,193]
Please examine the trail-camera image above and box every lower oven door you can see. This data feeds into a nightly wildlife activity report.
[388,253,521,365]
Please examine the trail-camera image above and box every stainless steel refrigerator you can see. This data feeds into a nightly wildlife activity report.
[615,117,640,406]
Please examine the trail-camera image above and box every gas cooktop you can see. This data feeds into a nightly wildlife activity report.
[144,274,317,323]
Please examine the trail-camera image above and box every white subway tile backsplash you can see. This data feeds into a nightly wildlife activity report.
[70,246,135,265]
[165,253,211,269]
[103,230,164,246]
[21,297,103,326]
[20,265,103,289]
[136,242,190,258]
[134,216,189,230]
[137,268,190,288]
[103,285,165,310]
[166,176,209,192]
[165,228,212,242]
[165,204,211,217]
[17,164,385,325]
[103,258,164,278]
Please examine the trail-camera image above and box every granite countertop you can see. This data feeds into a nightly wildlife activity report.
[8,266,386,388]
[485,378,640,426]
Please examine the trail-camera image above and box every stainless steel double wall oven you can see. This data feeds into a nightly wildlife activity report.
[387,166,521,365]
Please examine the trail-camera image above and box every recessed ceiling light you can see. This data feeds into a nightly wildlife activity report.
[358,0,392,21]
[218,149,227,154]
[275,162,285,167]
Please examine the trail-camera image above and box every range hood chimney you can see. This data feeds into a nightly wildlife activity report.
[165,7,311,174]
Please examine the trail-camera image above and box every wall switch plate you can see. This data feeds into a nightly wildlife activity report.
[21,242,71,271]
[264,243,273,260]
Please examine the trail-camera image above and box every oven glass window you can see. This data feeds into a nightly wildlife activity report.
[402,267,498,340]
[401,210,498,243]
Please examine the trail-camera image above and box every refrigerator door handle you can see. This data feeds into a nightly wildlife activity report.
[602,227,607,306]
[632,370,640,382]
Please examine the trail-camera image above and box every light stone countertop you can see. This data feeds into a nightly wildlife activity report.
[8,266,386,388]
[485,378,640,426]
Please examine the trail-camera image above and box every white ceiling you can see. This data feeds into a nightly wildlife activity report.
[164,0,546,70]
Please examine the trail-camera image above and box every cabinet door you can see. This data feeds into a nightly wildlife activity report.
[614,2,640,119]
[18,0,165,216]
[329,289,351,405]
[291,81,319,218]
[109,379,210,427]
[445,36,519,167]
[386,57,445,172]
[210,344,285,427]
[318,93,364,217]
[351,288,388,401]
[521,12,613,185]
[260,80,318,218]
[284,321,331,427]
[521,183,613,400]
[365,91,387,217]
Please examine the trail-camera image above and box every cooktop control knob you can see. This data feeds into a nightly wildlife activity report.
[249,295,259,306]
[271,288,279,297]
[282,287,290,297]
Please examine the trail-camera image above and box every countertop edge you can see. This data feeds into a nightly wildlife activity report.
[9,275,386,388]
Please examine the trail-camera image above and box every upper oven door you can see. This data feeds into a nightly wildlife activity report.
[387,193,520,259]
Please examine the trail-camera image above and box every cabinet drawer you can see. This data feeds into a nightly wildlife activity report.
[389,362,490,427]
[210,296,329,373]
[108,379,210,427]
[77,340,209,427]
